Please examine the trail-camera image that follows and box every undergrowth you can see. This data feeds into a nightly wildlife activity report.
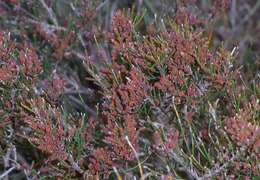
[0,0,259,179]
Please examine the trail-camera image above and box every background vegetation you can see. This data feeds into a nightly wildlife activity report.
[0,0,259,179]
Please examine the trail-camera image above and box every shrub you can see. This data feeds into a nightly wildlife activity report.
[85,10,259,179]
[0,1,259,179]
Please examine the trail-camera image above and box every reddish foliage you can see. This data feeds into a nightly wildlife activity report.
[109,11,134,62]
[84,117,97,145]
[225,109,260,157]
[175,7,204,26]
[91,66,146,172]
[0,31,42,83]
[22,98,75,162]
[0,32,18,82]
[3,0,19,5]
[103,113,138,161]
[0,4,258,178]
[0,64,16,82]
[89,148,114,174]
[90,9,239,176]
[43,75,66,102]
[19,45,42,77]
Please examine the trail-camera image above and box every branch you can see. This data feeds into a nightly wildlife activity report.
[0,167,16,179]
[67,95,98,119]
[96,0,110,12]
[27,18,66,31]
[169,151,200,180]
[241,0,260,24]
[39,0,58,26]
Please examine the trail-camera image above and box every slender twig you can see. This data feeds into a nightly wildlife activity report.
[199,129,260,180]
[0,1,10,11]
[3,147,12,180]
[39,0,58,26]
[125,135,144,179]
[67,95,98,118]
[96,0,110,12]
[230,0,237,27]
[1,145,29,179]
[0,167,16,179]
[77,32,87,49]
[147,96,172,124]
[169,151,200,180]
[64,51,86,62]
[68,154,84,174]
[63,90,92,95]
[241,0,260,24]
[112,167,122,180]
[68,3,87,49]
[27,19,66,31]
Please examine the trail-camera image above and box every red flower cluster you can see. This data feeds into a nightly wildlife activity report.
[22,98,75,162]
[90,67,146,172]
[0,32,18,82]
[43,74,66,103]
[0,31,42,84]
[225,107,260,157]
